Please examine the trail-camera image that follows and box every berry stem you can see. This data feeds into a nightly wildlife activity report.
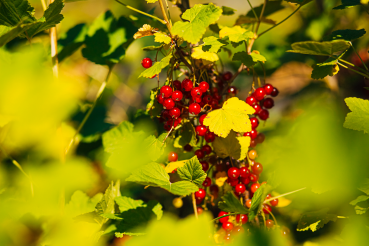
[158,0,173,35]
[338,58,368,74]
[211,212,239,222]
[192,193,199,219]
[268,210,279,226]
[337,61,369,79]
[264,187,306,203]
[349,42,369,71]
[162,125,174,145]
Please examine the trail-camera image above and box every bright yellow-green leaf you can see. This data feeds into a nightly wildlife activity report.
[146,0,158,3]
[203,97,255,138]
[191,46,219,61]
[165,160,187,173]
[237,136,251,160]
[219,26,254,42]
[154,32,171,44]
[139,53,172,78]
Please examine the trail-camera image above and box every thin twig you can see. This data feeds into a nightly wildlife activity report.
[49,0,59,77]
[159,0,172,34]
[115,0,166,24]
[246,0,259,21]
[264,187,306,203]
[338,61,369,79]
[192,193,199,219]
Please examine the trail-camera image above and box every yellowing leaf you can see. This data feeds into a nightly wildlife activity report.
[215,177,228,187]
[146,0,158,3]
[271,191,292,208]
[237,136,251,160]
[134,24,157,39]
[203,97,255,138]
[191,46,219,62]
[154,32,171,44]
[213,132,248,160]
[165,160,187,173]
[219,26,254,43]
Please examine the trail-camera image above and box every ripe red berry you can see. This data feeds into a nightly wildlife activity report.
[240,176,250,185]
[150,74,157,79]
[249,173,259,182]
[246,199,252,208]
[199,114,207,125]
[172,90,183,101]
[169,107,181,119]
[263,84,274,95]
[239,167,250,178]
[157,94,165,104]
[228,86,237,94]
[254,88,266,101]
[271,87,279,97]
[195,125,208,136]
[235,184,246,195]
[202,144,212,155]
[266,219,274,228]
[246,96,257,106]
[258,109,269,120]
[161,110,171,120]
[168,152,178,162]
[141,57,152,68]
[173,80,181,90]
[199,81,209,92]
[236,214,248,224]
[184,144,193,152]
[250,117,259,129]
[205,131,215,142]
[263,98,274,109]
[203,95,212,104]
[189,103,201,115]
[227,178,238,186]
[252,162,263,175]
[200,161,209,171]
[255,133,265,144]
[228,167,240,179]
[213,93,221,101]
[164,122,172,131]
[195,188,206,200]
[263,204,272,214]
[195,149,205,159]
[181,79,193,91]
[210,98,219,108]
[163,98,175,110]
[191,87,202,98]
[244,129,257,140]
[270,199,279,207]
[222,72,233,81]
[218,211,229,224]
[253,104,262,114]
[251,183,260,193]
[203,177,212,187]
[210,184,219,194]
[160,85,173,98]
[222,222,234,231]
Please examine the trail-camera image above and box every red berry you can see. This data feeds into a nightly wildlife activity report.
[203,95,212,104]
[173,80,181,90]
[197,207,203,215]
[168,152,178,162]
[163,98,175,110]
[205,131,215,142]
[141,57,152,68]
[210,184,219,194]
[271,87,279,97]
[246,96,257,106]
[258,109,269,120]
[263,204,272,214]
[199,81,209,92]
[233,226,244,234]
[235,184,246,195]
[195,149,205,159]
[203,177,212,187]
[250,117,259,129]
[157,94,165,104]
[223,72,233,81]
[266,219,274,228]
[202,144,212,155]
[251,183,260,193]
[218,211,229,224]
[195,188,206,200]
[228,86,237,94]
[236,214,248,224]
[150,74,157,79]
[191,87,202,98]
[244,129,257,140]
[255,133,265,143]
[189,103,201,115]
[253,104,262,114]
[184,144,193,152]
[161,110,171,120]
[228,167,240,179]
[172,90,183,101]
[199,114,207,125]
[240,176,250,185]
[190,97,202,104]
[210,98,219,109]
[227,178,238,186]
[270,199,279,207]
[263,84,274,95]
[213,93,221,101]
[169,107,181,118]
[181,79,193,91]
[252,162,263,175]
[195,125,208,136]
[239,167,250,178]
[263,98,274,109]
[246,199,252,208]
[254,88,266,101]
[249,173,259,182]
[222,222,234,231]
[160,85,173,98]
[201,161,209,172]
[164,122,172,131]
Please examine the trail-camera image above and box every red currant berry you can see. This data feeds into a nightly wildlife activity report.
[203,95,212,104]
[169,107,181,119]
[253,104,262,114]
[250,140,257,148]
[164,122,172,131]
[218,211,229,224]
[202,144,212,155]
[195,125,208,136]
[191,87,202,98]
[161,109,171,119]
[233,226,244,235]
[222,72,233,81]
[239,167,250,178]
[251,162,263,175]
[236,214,248,224]
[163,98,175,110]
[263,98,274,109]
[181,79,193,91]
[263,84,274,95]
[246,96,257,106]
[227,178,239,186]
[157,94,165,104]
[184,144,193,152]
[228,86,237,94]
[195,149,205,159]
[197,207,203,215]
[190,97,202,104]
[266,194,272,200]
[195,188,206,200]
[228,167,240,179]
[200,161,209,171]
[246,199,252,208]
[240,176,250,185]
[160,85,173,98]
[250,117,259,129]
[249,173,259,182]
[173,80,181,90]
[172,90,183,101]
[258,109,269,120]
[199,114,207,125]
[203,177,212,187]
[255,133,265,144]
[210,184,219,194]
[210,98,219,108]
[244,129,257,140]
[205,131,215,142]
[266,219,274,228]
[168,152,178,162]
[235,184,246,195]
[263,204,272,214]
[251,183,260,193]
[213,93,221,101]
[150,74,157,79]
[199,81,209,92]
[254,88,266,101]
[271,87,279,97]
[270,199,279,207]
[141,57,152,68]
[222,222,234,231]
[189,103,201,115]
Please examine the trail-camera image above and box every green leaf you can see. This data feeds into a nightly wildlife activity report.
[358,179,369,195]
[139,53,172,78]
[154,32,171,44]
[115,196,145,212]
[144,133,166,161]
[213,131,251,160]
[354,205,368,214]
[177,156,206,186]
[82,11,136,65]
[126,162,199,196]
[58,23,88,62]
[209,23,220,34]
[95,181,121,223]
[218,192,249,214]
[344,97,369,133]
[297,208,337,232]
[287,40,350,56]
[246,1,284,18]
[249,183,268,220]
[333,0,361,9]
[350,195,369,206]
[102,121,134,153]
[191,46,219,61]
[143,44,164,51]
[174,121,197,148]
[327,29,366,41]
[172,3,222,44]
[232,51,266,67]
[65,190,103,218]
[311,63,339,79]
[219,26,254,43]
[202,36,228,53]
[0,0,36,27]
[0,22,38,47]
[146,88,163,117]
[222,6,236,15]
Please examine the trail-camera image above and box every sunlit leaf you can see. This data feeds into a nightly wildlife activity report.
[232,51,266,67]
[219,26,254,43]
[191,46,218,61]
[65,191,103,218]
[154,32,171,44]
[344,97,369,134]
[202,36,228,53]
[134,24,157,39]
[297,208,337,232]
[177,156,207,186]
[165,160,187,173]
[144,133,166,161]
[146,88,163,117]
[94,181,121,225]
[139,53,172,78]
[350,195,369,206]
[115,196,145,212]
[0,0,36,26]
[287,40,350,56]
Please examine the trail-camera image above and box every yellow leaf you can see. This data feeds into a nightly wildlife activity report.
[134,24,157,39]
[219,26,254,43]
[165,160,187,173]
[297,220,321,232]
[203,97,255,138]
[361,0,369,4]
[237,136,251,160]
[146,0,158,3]
[191,46,219,62]
[271,191,292,208]
[154,32,171,44]
[0,115,13,127]
[215,176,228,187]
